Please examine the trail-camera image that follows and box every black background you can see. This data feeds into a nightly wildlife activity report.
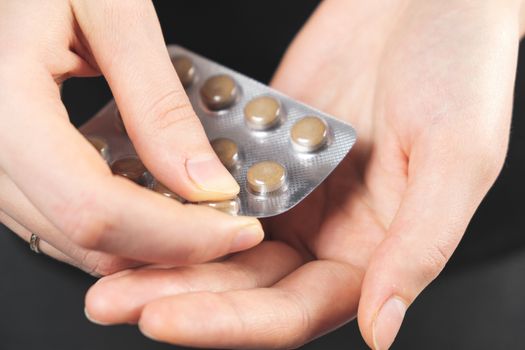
[1,1,524,349]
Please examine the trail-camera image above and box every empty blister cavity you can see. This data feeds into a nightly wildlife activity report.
[290,116,329,152]
[172,56,196,88]
[244,96,282,130]
[111,157,147,185]
[198,198,240,216]
[247,161,286,194]
[211,138,240,169]
[200,74,238,111]
[86,136,110,162]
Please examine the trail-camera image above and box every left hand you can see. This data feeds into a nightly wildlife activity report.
[84,0,520,348]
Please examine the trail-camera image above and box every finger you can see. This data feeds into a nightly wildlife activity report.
[0,210,75,265]
[71,0,239,202]
[0,64,262,265]
[85,241,304,325]
[0,173,137,276]
[137,260,362,349]
[357,140,508,350]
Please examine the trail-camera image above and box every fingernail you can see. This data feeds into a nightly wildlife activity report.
[84,308,110,326]
[373,297,407,350]
[186,155,240,196]
[231,223,264,252]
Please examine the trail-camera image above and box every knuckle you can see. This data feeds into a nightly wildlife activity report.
[143,89,198,136]
[418,243,451,282]
[61,195,112,250]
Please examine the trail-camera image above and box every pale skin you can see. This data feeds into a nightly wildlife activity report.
[2,0,523,349]
[0,0,264,275]
[86,0,524,349]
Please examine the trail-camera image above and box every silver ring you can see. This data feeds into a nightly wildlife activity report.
[29,233,41,254]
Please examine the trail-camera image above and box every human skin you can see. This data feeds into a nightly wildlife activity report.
[85,0,524,349]
[0,0,263,275]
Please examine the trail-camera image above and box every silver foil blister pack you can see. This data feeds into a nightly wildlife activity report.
[80,45,357,217]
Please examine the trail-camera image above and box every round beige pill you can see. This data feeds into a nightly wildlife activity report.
[290,116,328,152]
[200,74,238,111]
[247,161,286,194]
[211,138,239,169]
[172,56,195,88]
[86,136,110,161]
[152,181,184,202]
[199,198,240,216]
[111,157,147,185]
[244,96,282,130]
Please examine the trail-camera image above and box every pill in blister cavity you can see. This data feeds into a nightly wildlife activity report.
[172,56,195,88]
[200,74,238,111]
[151,180,184,202]
[247,161,286,194]
[198,198,240,216]
[86,136,110,162]
[81,45,357,217]
[291,116,328,152]
[111,157,147,185]
[244,96,282,130]
[211,138,239,169]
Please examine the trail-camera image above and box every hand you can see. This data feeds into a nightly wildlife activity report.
[85,0,520,348]
[0,0,263,276]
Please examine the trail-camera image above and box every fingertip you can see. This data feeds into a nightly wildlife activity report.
[140,147,240,202]
[230,220,265,252]
[139,298,192,344]
[357,238,411,349]
[371,297,407,350]
[138,304,165,342]
[84,305,112,326]
[185,154,240,200]
[85,285,113,326]
[85,275,136,325]
[139,292,230,346]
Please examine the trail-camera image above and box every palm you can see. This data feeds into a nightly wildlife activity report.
[268,0,513,267]
[87,1,517,348]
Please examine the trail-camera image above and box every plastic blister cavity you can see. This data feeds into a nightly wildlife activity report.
[80,45,357,217]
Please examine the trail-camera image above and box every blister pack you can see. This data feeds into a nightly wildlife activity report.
[80,45,357,217]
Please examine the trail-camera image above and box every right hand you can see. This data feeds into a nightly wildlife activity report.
[0,0,263,276]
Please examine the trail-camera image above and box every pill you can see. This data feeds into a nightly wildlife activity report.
[211,138,239,169]
[172,56,195,88]
[198,198,240,216]
[244,96,282,130]
[152,181,184,202]
[247,161,286,194]
[111,157,147,184]
[290,116,328,152]
[86,136,110,161]
[200,74,238,111]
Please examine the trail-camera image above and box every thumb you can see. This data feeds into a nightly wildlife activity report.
[357,140,506,350]
[72,0,239,201]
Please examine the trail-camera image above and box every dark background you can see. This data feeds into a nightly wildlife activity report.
[1,1,524,349]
